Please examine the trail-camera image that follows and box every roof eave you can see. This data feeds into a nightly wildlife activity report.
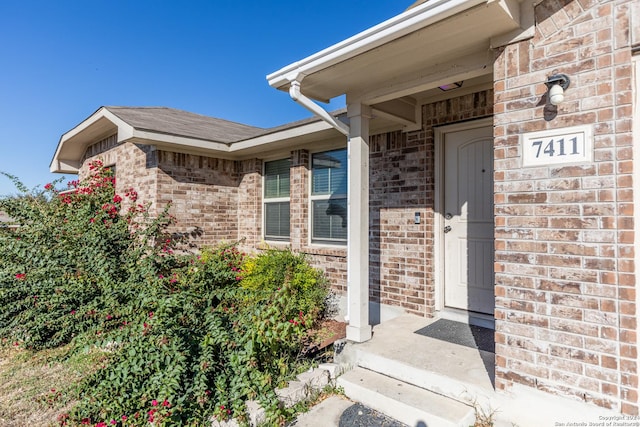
[50,107,133,173]
[266,0,487,92]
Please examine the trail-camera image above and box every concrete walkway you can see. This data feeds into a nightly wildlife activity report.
[293,396,407,427]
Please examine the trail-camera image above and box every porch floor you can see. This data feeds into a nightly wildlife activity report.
[349,314,495,394]
[336,314,621,427]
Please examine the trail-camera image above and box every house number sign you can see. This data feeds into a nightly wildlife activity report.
[521,125,593,167]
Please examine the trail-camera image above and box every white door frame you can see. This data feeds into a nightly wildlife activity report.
[434,117,494,321]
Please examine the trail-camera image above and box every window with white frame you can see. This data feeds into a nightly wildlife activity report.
[263,158,291,241]
[311,148,348,244]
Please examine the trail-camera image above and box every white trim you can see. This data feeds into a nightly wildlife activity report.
[306,146,347,250]
[262,158,292,243]
[433,117,493,315]
[267,0,486,90]
[50,109,345,173]
[230,121,335,151]
[133,130,229,152]
[50,107,131,173]
[308,148,349,246]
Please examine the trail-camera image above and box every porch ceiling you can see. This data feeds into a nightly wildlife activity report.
[268,0,530,104]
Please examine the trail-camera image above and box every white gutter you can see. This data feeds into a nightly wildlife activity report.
[266,0,486,91]
[289,80,350,136]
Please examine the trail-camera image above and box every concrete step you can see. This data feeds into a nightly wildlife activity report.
[334,315,495,409]
[337,367,475,427]
[354,347,494,409]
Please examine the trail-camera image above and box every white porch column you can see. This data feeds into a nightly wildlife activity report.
[346,103,373,342]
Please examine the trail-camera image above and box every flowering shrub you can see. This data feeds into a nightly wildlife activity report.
[0,161,157,350]
[0,162,329,426]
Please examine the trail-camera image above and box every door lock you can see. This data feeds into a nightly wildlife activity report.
[444,226,452,233]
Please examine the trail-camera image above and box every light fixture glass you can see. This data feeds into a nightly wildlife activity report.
[548,84,564,105]
[545,74,570,106]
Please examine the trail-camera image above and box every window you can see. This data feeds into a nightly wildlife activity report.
[311,148,347,244]
[263,159,291,240]
[106,164,116,181]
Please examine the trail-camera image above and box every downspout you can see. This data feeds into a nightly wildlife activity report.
[289,78,352,324]
[289,79,350,136]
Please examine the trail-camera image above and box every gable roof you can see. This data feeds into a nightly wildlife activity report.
[50,106,348,174]
[105,107,265,143]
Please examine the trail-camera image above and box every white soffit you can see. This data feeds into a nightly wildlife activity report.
[50,108,128,173]
[267,0,528,102]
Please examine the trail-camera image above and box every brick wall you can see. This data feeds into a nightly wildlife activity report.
[156,151,240,246]
[81,141,159,215]
[493,0,637,414]
[369,90,493,317]
[237,159,262,251]
[80,142,253,248]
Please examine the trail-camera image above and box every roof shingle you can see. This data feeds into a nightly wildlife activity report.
[106,106,266,144]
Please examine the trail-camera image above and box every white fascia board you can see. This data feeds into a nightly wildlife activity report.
[266,0,486,89]
[142,121,337,158]
[49,159,82,174]
[60,107,130,143]
[50,107,134,173]
[229,121,335,152]
[131,130,231,153]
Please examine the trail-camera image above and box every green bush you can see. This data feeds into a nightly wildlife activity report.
[0,163,330,426]
[240,248,329,321]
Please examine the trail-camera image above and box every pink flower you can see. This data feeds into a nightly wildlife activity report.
[162,399,170,407]
[44,183,53,190]
[151,399,158,406]
[95,422,107,427]
[113,194,123,203]
[71,310,76,315]
[15,273,25,280]
[110,420,116,425]
[121,415,127,421]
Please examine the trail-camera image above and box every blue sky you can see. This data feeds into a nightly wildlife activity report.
[0,0,407,196]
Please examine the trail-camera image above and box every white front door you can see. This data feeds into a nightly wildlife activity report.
[443,125,494,315]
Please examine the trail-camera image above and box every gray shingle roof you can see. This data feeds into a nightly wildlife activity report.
[103,106,345,145]
[105,106,266,144]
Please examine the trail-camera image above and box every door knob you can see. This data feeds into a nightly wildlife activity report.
[444,226,452,233]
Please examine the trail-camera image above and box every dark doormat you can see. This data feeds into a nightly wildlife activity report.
[414,319,495,353]
[339,403,408,427]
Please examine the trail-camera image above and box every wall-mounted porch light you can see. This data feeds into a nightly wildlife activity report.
[545,73,570,106]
